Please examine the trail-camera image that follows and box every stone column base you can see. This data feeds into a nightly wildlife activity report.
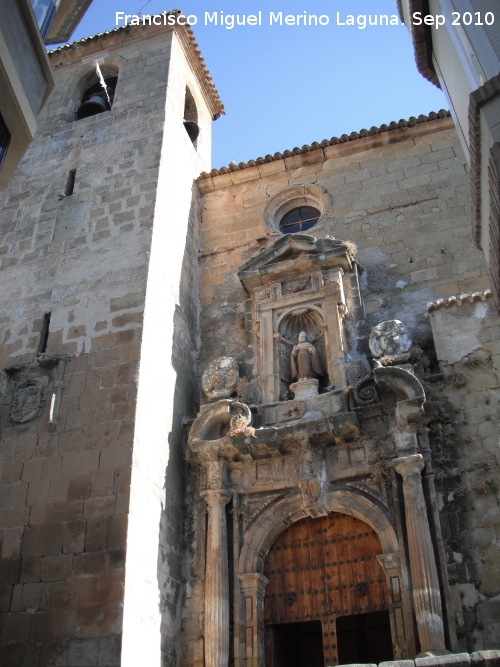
[290,378,319,399]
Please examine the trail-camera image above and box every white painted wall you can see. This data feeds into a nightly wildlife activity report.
[121,29,212,667]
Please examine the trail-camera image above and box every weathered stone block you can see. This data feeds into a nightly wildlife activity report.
[99,573,124,604]
[73,552,107,577]
[85,518,107,552]
[2,611,32,639]
[67,475,91,501]
[98,634,122,666]
[0,583,13,612]
[14,582,51,612]
[22,524,63,558]
[84,496,116,519]
[99,446,132,471]
[1,526,23,558]
[76,576,100,608]
[113,468,131,495]
[415,655,471,667]
[106,515,127,549]
[22,460,43,483]
[61,451,100,477]
[40,555,73,582]
[41,457,62,480]
[91,470,114,497]
[62,521,86,555]
[52,501,84,522]
[20,557,41,584]
[48,477,70,503]
[1,462,23,484]
[471,651,500,667]
[48,580,74,609]
[74,602,123,638]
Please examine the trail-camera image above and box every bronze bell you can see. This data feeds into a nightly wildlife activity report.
[76,95,108,120]
[183,120,199,142]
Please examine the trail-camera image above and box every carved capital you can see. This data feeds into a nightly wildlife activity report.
[239,572,269,599]
[376,552,402,577]
[393,454,425,477]
[201,489,231,508]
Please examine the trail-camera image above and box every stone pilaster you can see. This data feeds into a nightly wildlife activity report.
[201,488,231,667]
[238,573,269,667]
[394,454,448,656]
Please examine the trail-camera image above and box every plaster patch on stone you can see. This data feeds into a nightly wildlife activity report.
[357,245,390,268]
[473,302,488,319]
[430,302,488,364]
[458,582,484,609]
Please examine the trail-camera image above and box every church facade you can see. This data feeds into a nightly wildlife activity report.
[0,17,500,667]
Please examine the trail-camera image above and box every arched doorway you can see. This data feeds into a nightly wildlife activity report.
[263,512,394,667]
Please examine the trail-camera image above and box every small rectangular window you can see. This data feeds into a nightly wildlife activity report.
[58,169,76,200]
[65,169,76,196]
[38,313,51,354]
[0,112,11,170]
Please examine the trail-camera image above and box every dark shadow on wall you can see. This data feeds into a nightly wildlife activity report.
[156,189,201,666]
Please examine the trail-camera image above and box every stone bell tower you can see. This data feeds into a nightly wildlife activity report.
[0,15,223,667]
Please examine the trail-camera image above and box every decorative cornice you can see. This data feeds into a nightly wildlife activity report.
[199,110,451,180]
[427,289,492,311]
[47,11,224,119]
[397,0,440,88]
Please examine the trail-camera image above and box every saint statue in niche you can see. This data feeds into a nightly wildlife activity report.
[291,331,323,381]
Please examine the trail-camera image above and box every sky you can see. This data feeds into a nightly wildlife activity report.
[66,0,448,169]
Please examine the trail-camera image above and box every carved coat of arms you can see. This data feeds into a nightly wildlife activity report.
[11,379,45,424]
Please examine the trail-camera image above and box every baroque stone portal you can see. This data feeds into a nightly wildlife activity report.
[188,234,456,667]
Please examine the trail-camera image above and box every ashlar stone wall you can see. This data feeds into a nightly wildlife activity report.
[429,295,500,650]
[197,116,485,387]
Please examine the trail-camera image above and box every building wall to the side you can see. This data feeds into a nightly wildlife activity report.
[467,0,500,64]
[429,297,500,649]
[400,0,500,163]
[0,23,211,667]
[194,117,500,653]
[0,0,54,189]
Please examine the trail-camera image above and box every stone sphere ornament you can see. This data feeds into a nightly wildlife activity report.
[369,320,412,364]
[201,356,239,402]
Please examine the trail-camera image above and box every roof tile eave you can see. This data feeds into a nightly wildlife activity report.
[199,110,452,180]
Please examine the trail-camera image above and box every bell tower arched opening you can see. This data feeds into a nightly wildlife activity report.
[263,513,394,667]
[75,66,118,120]
[183,86,199,144]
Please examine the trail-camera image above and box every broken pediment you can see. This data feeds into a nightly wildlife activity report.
[237,234,355,291]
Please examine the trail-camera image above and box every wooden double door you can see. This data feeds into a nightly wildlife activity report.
[263,512,392,667]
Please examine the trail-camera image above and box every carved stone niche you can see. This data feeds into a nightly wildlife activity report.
[237,234,365,404]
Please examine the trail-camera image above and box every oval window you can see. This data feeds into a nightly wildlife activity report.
[279,206,320,234]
